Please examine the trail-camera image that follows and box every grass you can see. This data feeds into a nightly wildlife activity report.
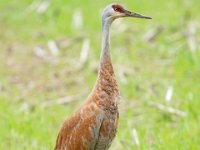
[0,0,200,149]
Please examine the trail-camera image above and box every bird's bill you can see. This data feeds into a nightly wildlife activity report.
[123,9,152,19]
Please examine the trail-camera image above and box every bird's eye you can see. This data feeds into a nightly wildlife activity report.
[114,7,118,11]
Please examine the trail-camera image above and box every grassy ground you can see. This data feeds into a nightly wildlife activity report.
[0,0,200,149]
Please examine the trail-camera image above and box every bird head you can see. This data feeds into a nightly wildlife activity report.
[102,4,151,22]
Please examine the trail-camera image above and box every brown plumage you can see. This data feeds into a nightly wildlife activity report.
[54,4,151,150]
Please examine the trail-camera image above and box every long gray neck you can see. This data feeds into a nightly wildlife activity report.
[100,19,112,65]
[94,17,119,99]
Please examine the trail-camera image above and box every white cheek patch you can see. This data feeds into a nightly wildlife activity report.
[114,12,124,18]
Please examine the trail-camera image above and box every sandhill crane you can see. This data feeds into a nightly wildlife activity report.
[54,4,151,150]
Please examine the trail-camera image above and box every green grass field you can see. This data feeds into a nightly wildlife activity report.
[0,0,200,149]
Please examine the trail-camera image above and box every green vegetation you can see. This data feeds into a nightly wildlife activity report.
[0,0,200,149]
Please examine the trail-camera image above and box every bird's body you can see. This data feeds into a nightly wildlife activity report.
[55,83,119,150]
[55,4,151,150]
[55,60,119,150]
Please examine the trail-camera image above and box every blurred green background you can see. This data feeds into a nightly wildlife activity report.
[0,0,200,149]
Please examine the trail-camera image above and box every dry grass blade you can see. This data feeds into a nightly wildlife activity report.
[33,46,46,58]
[72,9,83,30]
[118,68,127,84]
[149,102,187,117]
[186,21,197,55]
[27,0,41,11]
[19,102,30,113]
[144,27,163,42]
[79,38,90,65]
[47,40,59,56]
[131,128,140,148]
[37,0,51,14]
[165,86,173,102]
